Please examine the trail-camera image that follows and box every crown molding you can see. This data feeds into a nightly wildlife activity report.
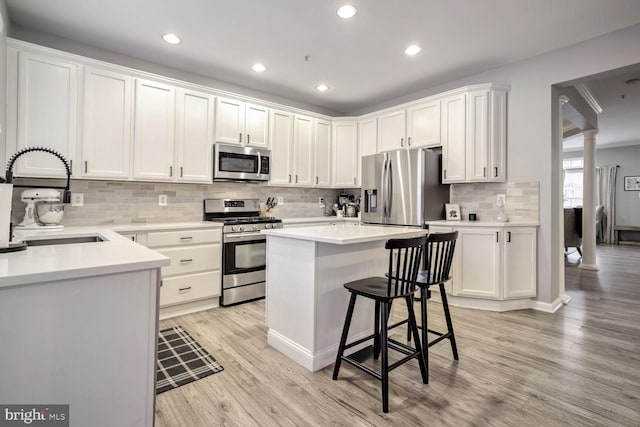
[574,83,603,114]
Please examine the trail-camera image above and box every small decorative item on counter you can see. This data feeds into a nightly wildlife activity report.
[496,198,508,222]
[445,203,461,221]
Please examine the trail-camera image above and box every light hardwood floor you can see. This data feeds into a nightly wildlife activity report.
[156,244,640,426]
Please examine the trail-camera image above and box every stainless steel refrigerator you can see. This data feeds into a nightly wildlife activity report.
[361,148,449,226]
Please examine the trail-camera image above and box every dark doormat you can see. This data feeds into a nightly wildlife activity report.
[156,326,224,394]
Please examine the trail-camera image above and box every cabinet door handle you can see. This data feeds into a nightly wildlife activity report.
[178,286,192,291]
[288,174,291,183]
[400,137,404,147]
[239,133,243,143]
[169,166,173,177]
[84,160,88,173]
[507,231,511,242]
[295,174,298,183]
[494,167,498,177]
[180,167,184,178]
[180,258,193,263]
[247,134,250,144]
[408,137,411,146]
[483,167,486,177]
[179,236,193,241]
[444,169,447,179]
[69,159,73,175]
[496,232,499,242]
[316,176,318,184]
[353,177,356,185]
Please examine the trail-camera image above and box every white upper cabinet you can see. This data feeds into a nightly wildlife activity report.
[377,109,406,152]
[407,99,441,148]
[133,79,176,181]
[175,89,215,182]
[215,97,268,147]
[314,119,331,187]
[269,110,294,185]
[292,115,314,186]
[332,120,359,187]
[12,51,78,177]
[441,92,467,183]
[490,89,507,182]
[81,67,132,179]
[466,89,490,182]
[358,117,378,158]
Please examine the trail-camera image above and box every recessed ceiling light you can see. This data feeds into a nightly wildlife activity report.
[315,84,330,92]
[162,33,181,45]
[252,63,267,73]
[404,45,422,56]
[337,4,357,19]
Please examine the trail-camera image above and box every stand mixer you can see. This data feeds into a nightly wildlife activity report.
[16,188,65,229]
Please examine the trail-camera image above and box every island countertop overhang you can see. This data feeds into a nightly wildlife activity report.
[262,223,426,245]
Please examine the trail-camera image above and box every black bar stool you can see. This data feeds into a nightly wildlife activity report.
[410,231,459,383]
[332,235,428,413]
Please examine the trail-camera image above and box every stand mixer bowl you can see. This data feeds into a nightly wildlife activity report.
[35,202,65,225]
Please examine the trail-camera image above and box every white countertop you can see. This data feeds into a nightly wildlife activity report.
[113,221,222,233]
[1,226,170,288]
[263,223,425,245]
[282,216,360,225]
[426,220,540,227]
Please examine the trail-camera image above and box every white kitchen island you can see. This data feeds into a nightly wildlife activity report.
[0,227,169,427]
[262,223,425,372]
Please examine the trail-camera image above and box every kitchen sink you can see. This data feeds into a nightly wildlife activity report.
[24,235,106,246]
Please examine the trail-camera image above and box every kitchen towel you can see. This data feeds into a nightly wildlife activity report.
[0,184,13,246]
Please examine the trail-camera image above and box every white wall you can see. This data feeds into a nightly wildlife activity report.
[361,23,640,304]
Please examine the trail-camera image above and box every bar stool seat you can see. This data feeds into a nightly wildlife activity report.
[332,235,428,413]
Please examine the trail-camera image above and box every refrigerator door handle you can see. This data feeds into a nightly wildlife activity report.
[381,157,388,218]
[386,159,393,219]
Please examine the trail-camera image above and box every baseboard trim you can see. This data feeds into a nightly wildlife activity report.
[579,263,599,271]
[431,292,566,313]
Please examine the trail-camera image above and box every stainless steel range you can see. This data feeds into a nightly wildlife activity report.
[204,198,282,306]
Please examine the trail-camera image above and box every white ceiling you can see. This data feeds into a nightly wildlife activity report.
[6,0,640,115]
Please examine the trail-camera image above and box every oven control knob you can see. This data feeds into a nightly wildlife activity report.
[238,226,244,232]
[253,224,260,231]
[265,224,272,229]
[231,226,238,232]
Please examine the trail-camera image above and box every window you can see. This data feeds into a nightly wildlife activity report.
[563,158,583,207]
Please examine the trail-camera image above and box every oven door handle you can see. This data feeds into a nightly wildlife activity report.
[224,233,266,242]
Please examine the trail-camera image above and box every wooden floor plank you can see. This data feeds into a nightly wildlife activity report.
[155,244,640,426]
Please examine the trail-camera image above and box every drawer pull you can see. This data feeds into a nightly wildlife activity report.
[179,236,193,241]
[178,286,192,291]
[180,258,193,263]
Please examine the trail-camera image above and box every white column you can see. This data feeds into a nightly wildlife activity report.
[580,129,598,270]
[558,96,570,303]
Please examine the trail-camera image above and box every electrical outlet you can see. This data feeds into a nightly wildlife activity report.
[71,193,84,207]
[497,194,506,206]
[319,197,325,206]
[159,194,168,206]
[277,196,284,205]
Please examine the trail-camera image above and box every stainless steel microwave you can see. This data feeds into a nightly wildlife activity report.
[213,144,270,181]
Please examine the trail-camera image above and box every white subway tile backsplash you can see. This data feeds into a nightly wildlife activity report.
[10,178,354,226]
[450,181,539,222]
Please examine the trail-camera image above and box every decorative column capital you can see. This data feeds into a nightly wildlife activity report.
[582,129,599,137]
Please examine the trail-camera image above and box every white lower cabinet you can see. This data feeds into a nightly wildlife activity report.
[121,226,222,318]
[428,225,537,301]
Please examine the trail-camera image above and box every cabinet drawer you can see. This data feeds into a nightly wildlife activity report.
[160,270,220,307]
[147,229,220,248]
[158,244,220,276]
